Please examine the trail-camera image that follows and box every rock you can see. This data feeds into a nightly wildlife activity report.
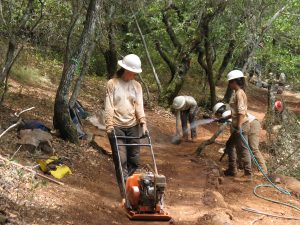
[17,129,53,154]
[90,135,112,156]
[40,143,54,154]
[0,213,8,225]
[270,174,300,198]
[202,190,227,208]
[87,110,106,131]
[274,177,281,184]
[218,177,224,185]
[197,210,233,225]
[281,175,300,198]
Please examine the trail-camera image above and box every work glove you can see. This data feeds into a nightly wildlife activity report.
[141,123,149,136]
[216,118,227,123]
[106,126,114,135]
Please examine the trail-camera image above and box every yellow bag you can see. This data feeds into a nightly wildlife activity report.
[49,165,72,179]
[37,156,72,179]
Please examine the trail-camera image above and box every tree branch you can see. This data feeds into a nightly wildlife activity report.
[0,0,6,25]
[197,46,208,72]
[162,6,182,51]
[29,0,45,33]
[65,1,83,63]
[18,0,35,30]
[216,39,236,82]
[155,41,176,76]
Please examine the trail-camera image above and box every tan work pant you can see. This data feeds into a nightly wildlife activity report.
[236,120,268,173]
[248,119,267,173]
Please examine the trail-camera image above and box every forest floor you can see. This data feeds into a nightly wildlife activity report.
[0,76,300,225]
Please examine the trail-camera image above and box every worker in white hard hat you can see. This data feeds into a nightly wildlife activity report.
[105,54,148,198]
[213,102,268,174]
[213,102,227,117]
[172,96,199,142]
[223,70,252,180]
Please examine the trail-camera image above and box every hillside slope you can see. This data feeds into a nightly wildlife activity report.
[0,75,300,225]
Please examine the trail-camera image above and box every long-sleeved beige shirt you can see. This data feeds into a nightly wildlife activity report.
[105,78,146,130]
[174,96,197,135]
[229,89,248,127]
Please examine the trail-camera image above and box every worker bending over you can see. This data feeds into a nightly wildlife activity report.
[213,103,267,174]
[172,96,199,142]
[105,54,148,198]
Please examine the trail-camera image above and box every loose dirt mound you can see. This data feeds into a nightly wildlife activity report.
[197,210,234,225]
[202,190,227,208]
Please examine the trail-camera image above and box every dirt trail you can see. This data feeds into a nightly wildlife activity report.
[0,80,300,225]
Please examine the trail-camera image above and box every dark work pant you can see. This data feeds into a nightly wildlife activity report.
[181,105,198,139]
[225,122,252,175]
[108,125,140,198]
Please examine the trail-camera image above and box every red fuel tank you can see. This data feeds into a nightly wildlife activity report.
[126,173,141,208]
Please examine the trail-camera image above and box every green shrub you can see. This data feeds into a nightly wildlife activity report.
[11,66,51,86]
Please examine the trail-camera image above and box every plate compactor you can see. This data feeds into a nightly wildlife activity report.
[114,133,172,221]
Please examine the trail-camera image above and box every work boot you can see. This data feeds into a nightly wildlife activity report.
[224,169,237,177]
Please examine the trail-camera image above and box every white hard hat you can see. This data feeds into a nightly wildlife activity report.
[227,70,244,81]
[172,96,185,110]
[222,110,231,118]
[118,54,142,73]
[213,102,225,114]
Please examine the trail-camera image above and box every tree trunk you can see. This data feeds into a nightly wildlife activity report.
[53,0,100,143]
[200,22,216,108]
[223,84,233,103]
[104,7,117,79]
[216,39,236,83]
[69,42,95,108]
[104,49,117,79]
[207,70,216,107]
[1,46,23,104]
[0,38,17,83]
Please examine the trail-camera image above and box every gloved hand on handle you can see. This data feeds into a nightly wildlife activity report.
[106,125,114,134]
[141,123,149,136]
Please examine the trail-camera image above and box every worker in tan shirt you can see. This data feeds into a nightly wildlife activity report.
[222,70,252,180]
[214,105,268,174]
[105,54,148,198]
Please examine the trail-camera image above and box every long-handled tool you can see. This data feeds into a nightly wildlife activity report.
[113,132,172,221]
